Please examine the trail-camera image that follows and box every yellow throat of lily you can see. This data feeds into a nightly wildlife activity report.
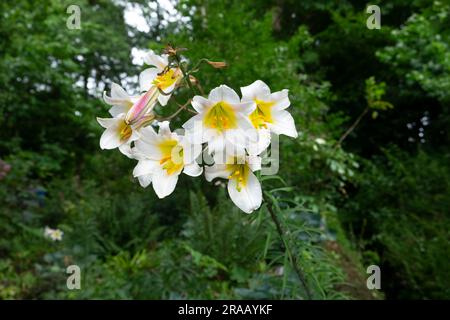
[153,68,180,91]
[118,120,133,142]
[203,101,237,131]
[249,99,274,129]
[226,161,250,192]
[158,139,184,175]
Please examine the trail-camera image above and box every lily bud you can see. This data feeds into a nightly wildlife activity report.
[189,75,198,85]
[206,60,227,69]
[125,86,159,125]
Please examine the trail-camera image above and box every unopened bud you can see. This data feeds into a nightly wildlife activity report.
[206,61,227,69]
[189,75,198,85]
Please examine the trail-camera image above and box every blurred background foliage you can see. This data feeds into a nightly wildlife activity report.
[0,0,448,299]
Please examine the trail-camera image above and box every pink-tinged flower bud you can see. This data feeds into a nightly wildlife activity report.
[125,86,159,125]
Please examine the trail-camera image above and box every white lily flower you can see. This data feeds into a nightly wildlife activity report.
[241,80,298,155]
[182,85,256,156]
[44,226,63,241]
[205,154,262,213]
[99,84,158,158]
[97,113,142,158]
[132,121,203,198]
[103,82,141,117]
[139,51,182,106]
[104,83,158,125]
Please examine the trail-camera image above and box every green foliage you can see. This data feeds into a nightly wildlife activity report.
[377,1,450,102]
[1,0,448,300]
[341,148,450,299]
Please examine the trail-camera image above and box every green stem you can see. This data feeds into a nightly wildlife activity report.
[174,54,196,95]
[156,99,196,121]
[264,194,313,300]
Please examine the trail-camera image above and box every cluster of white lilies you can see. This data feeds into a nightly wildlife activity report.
[97,49,297,213]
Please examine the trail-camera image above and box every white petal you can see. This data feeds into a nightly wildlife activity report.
[157,93,171,106]
[191,95,212,113]
[208,85,240,104]
[111,83,129,99]
[208,135,226,155]
[134,139,162,160]
[236,113,256,132]
[227,171,262,213]
[183,162,203,177]
[139,68,159,92]
[270,89,290,111]
[139,125,158,142]
[241,80,271,100]
[228,100,256,116]
[269,110,298,138]
[182,114,203,131]
[103,83,132,107]
[247,128,271,156]
[158,121,172,136]
[99,125,122,149]
[119,143,133,158]
[180,137,202,164]
[138,174,152,188]
[224,130,248,156]
[143,52,168,70]
[247,155,262,172]
[152,169,179,199]
[133,159,157,177]
[108,105,129,117]
[97,117,118,129]
[205,164,229,181]
[182,114,208,144]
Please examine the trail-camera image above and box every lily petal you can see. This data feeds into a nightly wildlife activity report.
[139,68,159,92]
[241,80,271,100]
[183,162,203,177]
[119,142,133,158]
[133,159,158,177]
[99,124,122,149]
[108,105,129,117]
[227,171,262,213]
[191,95,212,113]
[247,128,271,156]
[97,117,118,129]
[269,110,298,138]
[138,174,152,188]
[152,168,179,199]
[270,89,290,111]
[143,52,168,71]
[208,84,240,104]
[205,164,230,181]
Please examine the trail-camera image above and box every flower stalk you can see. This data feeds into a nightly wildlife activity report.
[264,193,313,300]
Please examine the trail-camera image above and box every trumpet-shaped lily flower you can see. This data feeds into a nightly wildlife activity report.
[104,83,159,126]
[97,113,143,158]
[100,84,158,157]
[132,121,203,198]
[139,51,182,106]
[241,80,298,155]
[182,85,256,156]
[103,83,141,117]
[205,154,262,213]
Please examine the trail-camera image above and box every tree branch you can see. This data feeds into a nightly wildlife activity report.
[335,106,369,148]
